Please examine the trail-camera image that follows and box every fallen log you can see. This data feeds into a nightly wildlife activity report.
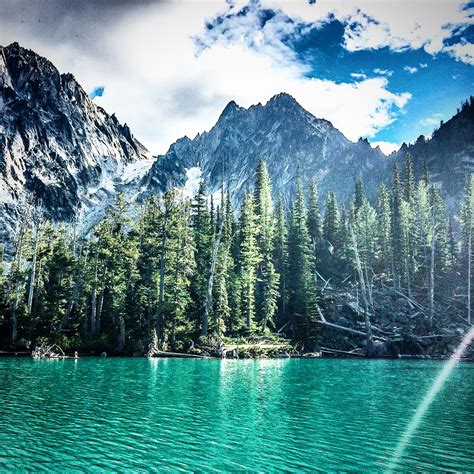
[320,347,366,357]
[316,320,387,341]
[153,351,209,359]
[0,351,30,355]
[381,284,427,313]
[277,321,289,334]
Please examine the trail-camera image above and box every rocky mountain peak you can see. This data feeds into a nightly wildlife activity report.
[0,42,152,249]
[267,91,298,107]
[219,99,241,119]
[143,92,388,206]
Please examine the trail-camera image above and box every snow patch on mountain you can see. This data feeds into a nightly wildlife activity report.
[182,166,202,198]
[121,159,156,184]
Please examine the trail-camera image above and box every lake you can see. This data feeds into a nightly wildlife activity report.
[0,358,472,472]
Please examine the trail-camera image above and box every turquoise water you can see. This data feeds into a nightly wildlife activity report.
[0,358,472,472]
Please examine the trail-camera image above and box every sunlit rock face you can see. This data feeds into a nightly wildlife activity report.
[143,93,390,207]
[0,42,151,245]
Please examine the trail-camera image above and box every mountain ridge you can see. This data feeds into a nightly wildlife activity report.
[0,42,472,251]
[142,91,389,206]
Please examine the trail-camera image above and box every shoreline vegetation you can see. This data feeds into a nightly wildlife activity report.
[0,156,473,361]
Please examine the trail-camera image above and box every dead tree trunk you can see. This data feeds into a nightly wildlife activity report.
[116,316,125,352]
[97,287,105,334]
[156,210,168,344]
[202,218,224,337]
[27,225,40,315]
[350,225,374,356]
[90,242,99,335]
[11,222,27,345]
[468,215,472,325]
[429,219,436,328]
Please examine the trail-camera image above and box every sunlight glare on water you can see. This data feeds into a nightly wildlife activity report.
[387,326,474,473]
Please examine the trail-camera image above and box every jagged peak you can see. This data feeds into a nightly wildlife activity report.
[4,41,47,63]
[219,99,242,119]
[2,41,59,84]
[5,41,22,51]
[266,92,300,108]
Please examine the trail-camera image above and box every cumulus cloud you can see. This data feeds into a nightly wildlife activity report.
[350,72,368,79]
[0,0,416,154]
[256,0,473,63]
[444,42,474,65]
[4,0,470,154]
[404,65,418,74]
[373,68,393,77]
[370,141,400,155]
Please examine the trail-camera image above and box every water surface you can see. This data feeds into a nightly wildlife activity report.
[0,358,472,472]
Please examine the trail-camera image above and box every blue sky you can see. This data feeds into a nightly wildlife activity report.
[290,19,474,145]
[89,86,105,100]
[1,0,473,154]
[199,0,474,153]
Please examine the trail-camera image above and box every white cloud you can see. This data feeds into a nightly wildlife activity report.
[0,0,414,154]
[444,42,474,65]
[403,66,418,74]
[257,0,473,64]
[373,68,393,77]
[351,72,367,79]
[419,113,444,126]
[419,63,428,68]
[370,141,400,155]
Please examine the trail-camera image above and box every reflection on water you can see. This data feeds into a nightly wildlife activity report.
[0,358,472,472]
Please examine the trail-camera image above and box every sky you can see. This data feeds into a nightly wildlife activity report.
[0,0,473,155]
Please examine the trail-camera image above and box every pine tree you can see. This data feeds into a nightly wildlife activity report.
[307,180,322,243]
[403,155,417,295]
[273,200,288,329]
[287,174,319,349]
[352,196,377,275]
[99,194,138,351]
[321,191,340,276]
[134,197,163,342]
[254,159,279,331]
[404,154,416,203]
[238,193,260,331]
[164,196,195,350]
[353,178,365,217]
[32,224,76,339]
[391,164,405,289]
[190,181,214,334]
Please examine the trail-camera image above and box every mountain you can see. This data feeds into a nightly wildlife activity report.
[142,93,390,206]
[393,98,474,209]
[0,43,472,252]
[0,42,152,245]
[143,92,473,211]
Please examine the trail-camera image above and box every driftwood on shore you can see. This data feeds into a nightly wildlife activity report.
[31,343,66,359]
[320,347,366,357]
[316,319,387,342]
[150,351,209,359]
